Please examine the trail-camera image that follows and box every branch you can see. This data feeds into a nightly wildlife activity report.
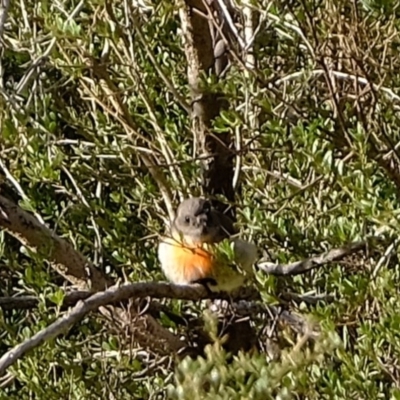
[280,292,335,304]
[140,154,175,222]
[0,283,259,311]
[0,238,377,313]
[0,291,90,311]
[0,194,111,290]
[87,50,176,222]
[0,282,314,375]
[258,240,374,275]
[0,285,335,313]
[131,14,191,114]
[0,283,234,374]
[226,300,321,340]
[0,194,188,358]
[275,69,400,103]
[0,283,184,374]
[0,0,10,39]
[178,0,235,202]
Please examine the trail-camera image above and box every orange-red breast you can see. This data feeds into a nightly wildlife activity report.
[158,197,258,292]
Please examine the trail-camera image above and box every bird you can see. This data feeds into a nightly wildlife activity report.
[158,197,259,292]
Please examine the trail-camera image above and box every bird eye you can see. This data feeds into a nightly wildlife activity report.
[203,202,211,214]
[184,216,190,223]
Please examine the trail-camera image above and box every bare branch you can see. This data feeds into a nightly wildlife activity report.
[0,283,223,374]
[0,283,259,311]
[0,283,197,374]
[0,291,91,311]
[0,288,334,311]
[0,281,318,375]
[258,240,374,275]
[0,194,111,290]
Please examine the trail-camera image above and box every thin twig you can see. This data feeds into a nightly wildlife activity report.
[215,0,245,49]
[280,292,335,304]
[275,69,400,102]
[0,158,46,225]
[371,237,400,279]
[0,0,10,40]
[131,15,191,114]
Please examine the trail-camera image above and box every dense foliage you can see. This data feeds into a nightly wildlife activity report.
[1,0,400,398]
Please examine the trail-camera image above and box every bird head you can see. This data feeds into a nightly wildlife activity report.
[172,197,225,246]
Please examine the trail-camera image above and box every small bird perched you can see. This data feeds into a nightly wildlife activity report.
[158,197,258,292]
